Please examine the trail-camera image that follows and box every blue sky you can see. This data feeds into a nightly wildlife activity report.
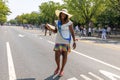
[7,0,63,20]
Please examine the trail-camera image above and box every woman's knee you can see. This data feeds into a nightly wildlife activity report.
[61,51,68,58]
[55,51,61,58]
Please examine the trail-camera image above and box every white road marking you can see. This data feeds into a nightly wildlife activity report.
[39,37,43,40]
[72,50,120,71]
[99,70,120,80]
[81,37,98,40]
[18,34,24,37]
[47,40,55,45]
[88,72,104,80]
[67,77,78,80]
[47,40,120,71]
[80,74,92,80]
[6,42,16,80]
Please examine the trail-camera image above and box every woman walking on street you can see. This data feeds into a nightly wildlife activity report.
[46,9,76,77]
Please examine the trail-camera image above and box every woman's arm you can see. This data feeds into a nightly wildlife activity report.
[69,24,76,42]
[46,24,57,33]
[52,28,57,33]
[69,24,76,49]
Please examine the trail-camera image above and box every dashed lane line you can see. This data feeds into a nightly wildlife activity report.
[6,42,16,80]
[39,37,43,40]
[67,77,78,80]
[80,74,92,80]
[18,34,25,38]
[47,40,55,45]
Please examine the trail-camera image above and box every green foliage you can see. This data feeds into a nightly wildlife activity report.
[11,1,62,25]
[39,1,62,24]
[97,0,120,28]
[8,19,17,24]
[0,0,10,24]
[63,0,107,25]
[28,12,39,25]
[14,12,39,25]
[9,0,120,28]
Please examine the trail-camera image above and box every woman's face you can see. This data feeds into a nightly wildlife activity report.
[61,12,67,20]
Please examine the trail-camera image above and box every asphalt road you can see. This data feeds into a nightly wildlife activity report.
[0,26,120,80]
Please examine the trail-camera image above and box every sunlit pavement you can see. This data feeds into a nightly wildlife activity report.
[0,26,120,80]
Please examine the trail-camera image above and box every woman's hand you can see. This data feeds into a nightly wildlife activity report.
[46,24,57,33]
[46,24,51,30]
[73,42,76,49]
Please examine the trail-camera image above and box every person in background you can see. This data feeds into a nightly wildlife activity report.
[46,9,76,77]
[88,27,92,36]
[44,24,52,36]
[80,25,84,37]
[107,25,111,38]
[75,24,80,35]
[83,26,87,36]
[98,26,102,37]
[101,27,107,40]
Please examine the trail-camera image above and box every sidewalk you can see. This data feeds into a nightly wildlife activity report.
[75,36,120,49]
[13,26,120,46]
[23,27,120,49]
[22,26,120,44]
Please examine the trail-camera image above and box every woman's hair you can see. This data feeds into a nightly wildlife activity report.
[59,12,68,22]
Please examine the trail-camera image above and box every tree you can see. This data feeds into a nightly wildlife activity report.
[0,0,10,24]
[107,0,120,28]
[8,19,17,25]
[28,12,39,25]
[14,12,40,26]
[39,1,62,25]
[63,0,107,26]
[96,0,120,28]
[15,15,23,25]
[109,0,120,12]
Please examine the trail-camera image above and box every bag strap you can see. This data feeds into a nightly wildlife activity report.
[57,20,71,43]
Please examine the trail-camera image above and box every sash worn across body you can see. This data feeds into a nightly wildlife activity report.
[57,20,71,43]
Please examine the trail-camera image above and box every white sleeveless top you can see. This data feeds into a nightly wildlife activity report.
[55,20,73,44]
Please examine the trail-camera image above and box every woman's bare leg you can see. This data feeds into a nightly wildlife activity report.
[54,51,61,73]
[60,51,68,73]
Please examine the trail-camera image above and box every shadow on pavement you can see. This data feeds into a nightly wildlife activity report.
[17,78,36,80]
[80,37,120,44]
[94,40,120,44]
[44,75,61,80]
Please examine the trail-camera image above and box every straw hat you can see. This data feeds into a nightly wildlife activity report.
[55,9,73,18]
